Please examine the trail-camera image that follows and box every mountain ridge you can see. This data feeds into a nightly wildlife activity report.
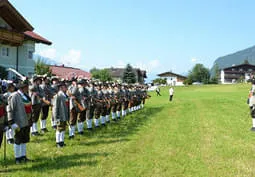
[211,45,255,76]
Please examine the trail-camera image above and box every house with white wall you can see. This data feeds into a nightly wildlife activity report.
[157,71,187,86]
[0,0,51,79]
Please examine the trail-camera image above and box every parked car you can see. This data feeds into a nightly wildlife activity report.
[192,82,203,85]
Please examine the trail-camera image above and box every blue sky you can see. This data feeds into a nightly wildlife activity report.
[9,0,255,81]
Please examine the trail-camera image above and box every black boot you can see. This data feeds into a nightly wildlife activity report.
[15,157,22,164]
[56,142,62,148]
[21,156,33,163]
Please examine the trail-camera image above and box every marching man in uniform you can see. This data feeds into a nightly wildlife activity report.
[40,77,52,133]
[52,82,69,148]
[3,83,15,144]
[86,82,96,130]
[67,78,79,139]
[7,80,33,164]
[77,79,88,134]
[29,76,43,136]
[50,77,59,129]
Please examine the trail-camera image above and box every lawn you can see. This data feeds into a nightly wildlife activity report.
[0,84,254,177]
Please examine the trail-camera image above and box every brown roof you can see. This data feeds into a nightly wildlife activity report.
[50,65,91,80]
[0,0,51,46]
[0,0,33,32]
[24,31,52,45]
[223,63,255,70]
[107,68,147,78]
[157,71,187,79]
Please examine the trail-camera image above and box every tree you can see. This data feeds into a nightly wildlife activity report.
[153,78,167,85]
[183,72,193,85]
[122,64,136,84]
[98,69,112,82]
[90,68,112,82]
[210,63,219,84]
[90,67,100,79]
[34,57,51,76]
[187,64,210,84]
[0,65,8,79]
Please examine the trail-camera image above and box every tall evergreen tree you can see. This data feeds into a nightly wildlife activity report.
[122,64,136,84]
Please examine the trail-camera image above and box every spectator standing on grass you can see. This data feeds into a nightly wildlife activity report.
[156,86,161,96]
[169,87,174,101]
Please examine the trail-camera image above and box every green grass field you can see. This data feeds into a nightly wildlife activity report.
[1,84,254,177]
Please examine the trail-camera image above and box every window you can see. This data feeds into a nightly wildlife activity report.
[28,51,33,59]
[1,47,9,57]
[28,72,33,77]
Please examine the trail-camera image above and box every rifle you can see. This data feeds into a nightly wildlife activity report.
[74,99,85,112]
[67,90,85,112]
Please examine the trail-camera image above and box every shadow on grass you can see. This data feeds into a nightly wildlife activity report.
[0,106,162,174]
[80,138,130,146]
[0,152,109,174]
[87,106,163,139]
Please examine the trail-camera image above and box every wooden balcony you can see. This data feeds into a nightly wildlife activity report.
[0,28,24,46]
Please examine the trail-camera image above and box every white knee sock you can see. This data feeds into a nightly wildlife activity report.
[112,112,116,119]
[20,143,26,157]
[41,119,47,129]
[14,144,21,158]
[252,118,255,127]
[32,123,38,132]
[89,119,92,128]
[69,126,72,136]
[56,130,61,143]
[60,131,65,142]
[86,120,90,128]
[101,116,105,124]
[106,115,110,122]
[117,111,120,118]
[6,129,10,140]
[52,119,56,127]
[94,119,99,126]
[77,122,84,132]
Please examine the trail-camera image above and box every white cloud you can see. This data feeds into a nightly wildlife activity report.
[37,48,57,59]
[191,57,198,63]
[61,49,82,66]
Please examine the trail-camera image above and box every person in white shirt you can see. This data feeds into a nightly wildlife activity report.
[169,87,174,101]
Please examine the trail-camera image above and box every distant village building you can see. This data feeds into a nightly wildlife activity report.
[220,63,255,84]
[49,65,91,80]
[106,68,147,84]
[157,71,187,86]
[0,0,52,79]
